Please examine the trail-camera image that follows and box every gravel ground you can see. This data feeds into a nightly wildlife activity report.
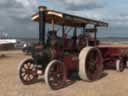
[0,50,128,96]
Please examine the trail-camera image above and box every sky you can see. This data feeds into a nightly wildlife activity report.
[1,0,128,38]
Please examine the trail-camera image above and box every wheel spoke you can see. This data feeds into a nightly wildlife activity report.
[28,74,32,80]
[56,64,62,73]
[21,67,26,72]
[86,49,102,80]
[27,62,31,67]
[32,67,36,71]
[87,68,97,80]
[24,64,29,69]
[30,74,34,79]
[23,74,28,80]
[29,64,34,69]
[21,73,26,77]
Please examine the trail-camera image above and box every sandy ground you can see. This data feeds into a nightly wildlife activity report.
[0,50,128,96]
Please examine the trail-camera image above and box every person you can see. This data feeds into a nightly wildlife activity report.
[47,30,57,47]
[64,32,67,45]
[72,30,77,48]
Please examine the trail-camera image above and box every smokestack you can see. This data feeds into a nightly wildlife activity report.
[38,6,47,44]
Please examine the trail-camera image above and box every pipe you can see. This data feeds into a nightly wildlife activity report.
[94,25,97,46]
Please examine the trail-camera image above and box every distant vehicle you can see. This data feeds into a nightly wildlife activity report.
[0,39,16,50]
[15,40,26,49]
[0,32,17,50]
[22,42,33,55]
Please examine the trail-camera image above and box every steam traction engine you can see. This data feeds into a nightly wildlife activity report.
[18,6,110,90]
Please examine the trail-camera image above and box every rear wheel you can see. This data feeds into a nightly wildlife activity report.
[79,47,103,81]
[44,60,66,90]
[18,58,38,85]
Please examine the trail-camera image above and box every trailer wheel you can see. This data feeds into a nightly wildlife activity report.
[116,59,124,72]
[18,58,38,85]
[44,60,66,90]
[126,61,128,68]
[79,47,103,81]
[126,56,128,67]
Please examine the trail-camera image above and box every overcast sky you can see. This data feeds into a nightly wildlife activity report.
[1,0,128,38]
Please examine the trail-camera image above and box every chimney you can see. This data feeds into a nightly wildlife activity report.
[38,6,47,44]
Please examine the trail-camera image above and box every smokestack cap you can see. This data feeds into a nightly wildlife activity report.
[38,6,47,11]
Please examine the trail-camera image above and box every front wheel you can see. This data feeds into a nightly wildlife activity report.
[44,60,66,90]
[18,58,38,85]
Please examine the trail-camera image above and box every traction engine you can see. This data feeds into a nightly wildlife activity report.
[18,6,107,90]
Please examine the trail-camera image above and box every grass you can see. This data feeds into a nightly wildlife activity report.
[0,54,6,58]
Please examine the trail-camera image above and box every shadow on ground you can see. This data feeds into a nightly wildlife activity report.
[98,72,108,80]
[21,72,108,90]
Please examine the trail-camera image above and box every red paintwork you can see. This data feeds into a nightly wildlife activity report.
[51,48,62,59]
[100,48,121,57]
[98,44,128,48]
[64,55,73,72]
[98,47,123,68]
[64,55,78,73]
[52,48,79,72]
[35,45,43,49]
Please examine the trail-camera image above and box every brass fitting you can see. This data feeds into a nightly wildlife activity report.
[38,6,47,11]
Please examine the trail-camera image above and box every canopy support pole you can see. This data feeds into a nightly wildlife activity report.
[82,24,86,35]
[62,24,65,48]
[52,17,55,31]
[94,25,97,46]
